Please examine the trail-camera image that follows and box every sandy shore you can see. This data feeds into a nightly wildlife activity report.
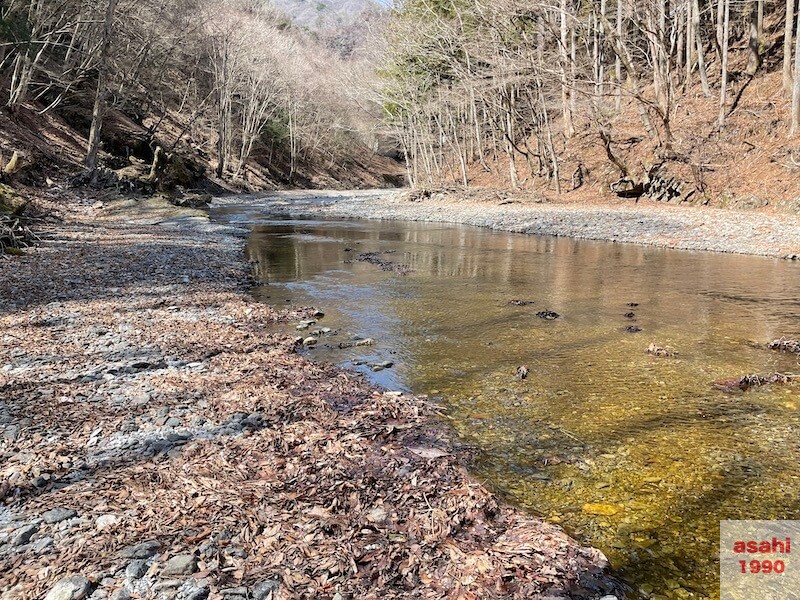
[0,195,620,599]
[221,189,800,258]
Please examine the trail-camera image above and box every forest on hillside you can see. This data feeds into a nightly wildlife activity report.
[380,0,800,208]
[2,0,800,208]
[0,0,398,191]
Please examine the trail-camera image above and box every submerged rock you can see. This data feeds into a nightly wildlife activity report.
[536,310,560,320]
[768,338,800,354]
[647,343,675,357]
[582,503,621,516]
[715,372,796,392]
[515,366,529,380]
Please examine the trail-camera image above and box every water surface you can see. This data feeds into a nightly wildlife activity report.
[213,203,800,598]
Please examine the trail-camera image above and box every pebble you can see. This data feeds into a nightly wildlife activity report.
[302,337,317,347]
[252,580,280,600]
[183,588,210,600]
[44,575,92,600]
[31,536,54,553]
[96,514,120,530]
[119,540,160,559]
[125,559,148,579]
[43,508,76,524]
[12,523,38,546]
[161,553,198,577]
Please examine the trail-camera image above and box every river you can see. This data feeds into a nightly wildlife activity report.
[213,201,800,599]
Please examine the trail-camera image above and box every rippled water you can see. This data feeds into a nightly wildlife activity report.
[213,204,800,598]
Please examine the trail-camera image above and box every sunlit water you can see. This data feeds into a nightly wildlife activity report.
[213,203,800,598]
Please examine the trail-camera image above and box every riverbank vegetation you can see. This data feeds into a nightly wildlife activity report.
[380,0,800,211]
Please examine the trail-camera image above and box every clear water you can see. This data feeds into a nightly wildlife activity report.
[213,204,800,598]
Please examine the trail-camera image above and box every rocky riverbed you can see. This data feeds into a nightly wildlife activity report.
[221,189,800,258]
[0,193,621,599]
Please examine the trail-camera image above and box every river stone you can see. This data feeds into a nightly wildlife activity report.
[119,540,160,559]
[96,514,120,529]
[161,553,197,577]
[44,575,92,600]
[12,523,38,546]
[125,559,148,579]
[582,503,621,516]
[43,508,77,524]
[252,580,279,600]
[32,536,54,553]
[302,337,317,347]
[183,587,210,600]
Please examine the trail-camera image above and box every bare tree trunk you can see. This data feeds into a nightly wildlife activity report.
[791,4,800,135]
[616,0,623,111]
[785,0,796,91]
[559,0,575,137]
[747,0,763,74]
[693,0,712,95]
[718,0,730,129]
[86,0,118,176]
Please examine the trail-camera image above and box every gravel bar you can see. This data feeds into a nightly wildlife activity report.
[216,190,800,259]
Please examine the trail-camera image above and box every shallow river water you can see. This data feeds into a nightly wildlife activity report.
[213,202,800,599]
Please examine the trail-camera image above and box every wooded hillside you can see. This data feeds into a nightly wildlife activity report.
[0,0,402,191]
[381,0,800,210]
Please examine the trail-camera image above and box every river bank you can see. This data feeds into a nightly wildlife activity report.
[0,193,620,599]
[222,189,800,259]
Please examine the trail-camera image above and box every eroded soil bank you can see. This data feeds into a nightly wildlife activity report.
[0,194,620,599]
[227,189,800,258]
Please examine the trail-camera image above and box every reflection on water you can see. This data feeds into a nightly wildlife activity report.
[213,205,800,599]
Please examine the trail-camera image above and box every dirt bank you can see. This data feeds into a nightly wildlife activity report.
[227,189,800,259]
[0,194,620,599]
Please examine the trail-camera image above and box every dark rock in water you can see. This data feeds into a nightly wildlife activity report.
[537,310,560,320]
[768,338,800,354]
[627,302,639,307]
[515,366,529,380]
[508,300,535,306]
[716,372,796,393]
[353,252,412,275]
[625,325,642,333]
[624,312,636,319]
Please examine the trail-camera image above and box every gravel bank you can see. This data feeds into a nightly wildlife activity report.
[219,190,800,258]
[0,194,621,599]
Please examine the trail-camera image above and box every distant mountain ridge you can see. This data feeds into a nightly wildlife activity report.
[271,0,387,28]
